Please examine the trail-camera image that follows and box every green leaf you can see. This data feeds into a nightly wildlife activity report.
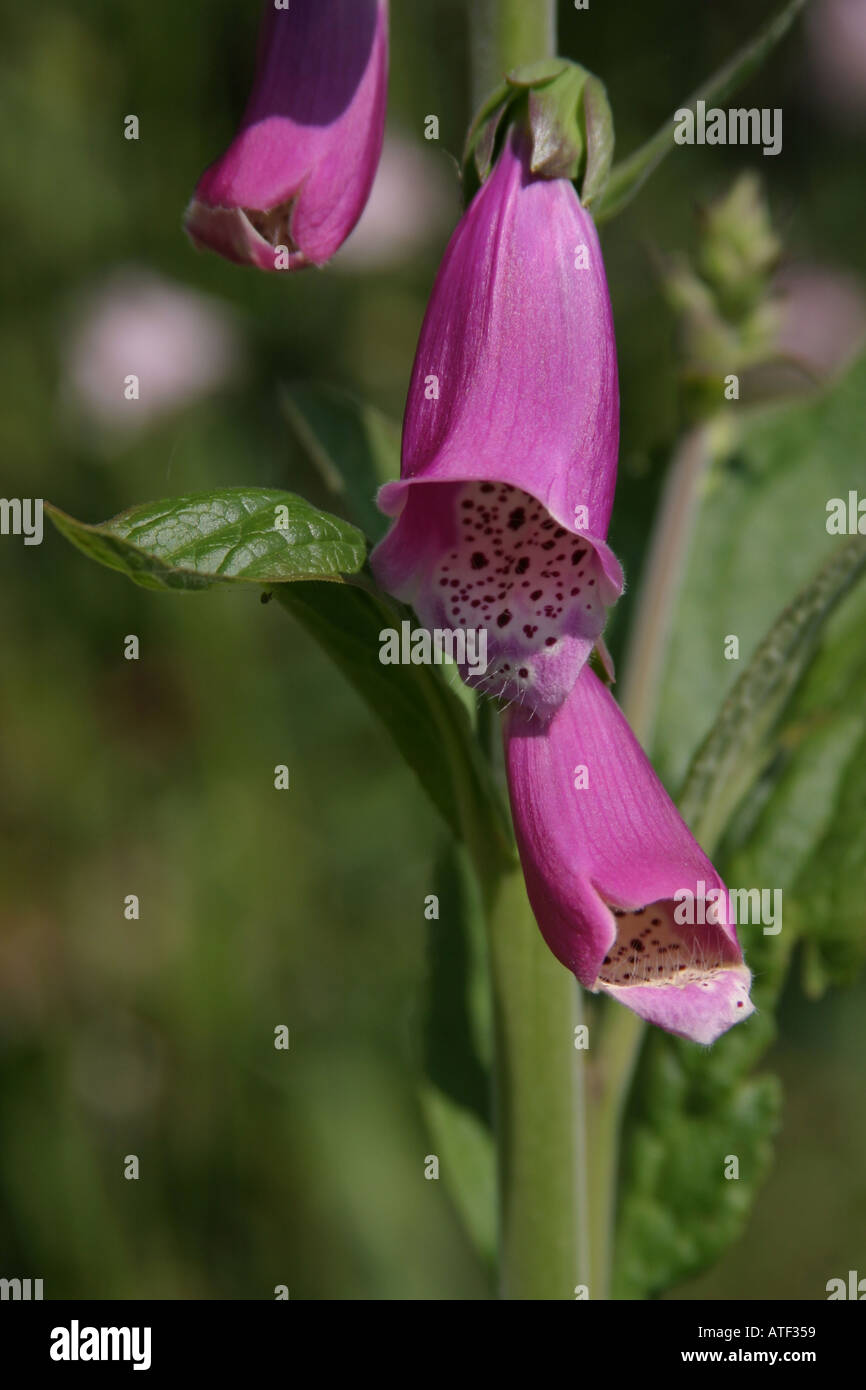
[420,843,495,1269]
[420,1085,496,1270]
[273,584,514,877]
[47,488,366,592]
[596,0,807,222]
[615,1049,780,1300]
[425,842,492,1120]
[653,354,866,793]
[796,730,866,993]
[615,680,859,1300]
[281,382,401,544]
[678,532,866,850]
[773,617,866,993]
[615,407,866,1299]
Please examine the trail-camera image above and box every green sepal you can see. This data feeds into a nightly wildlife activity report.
[461,59,615,205]
[526,64,588,180]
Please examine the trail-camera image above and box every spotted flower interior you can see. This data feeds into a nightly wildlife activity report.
[417,479,614,714]
[597,898,748,1008]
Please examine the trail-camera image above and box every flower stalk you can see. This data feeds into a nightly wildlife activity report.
[469,0,557,108]
[486,861,585,1300]
[466,0,587,1303]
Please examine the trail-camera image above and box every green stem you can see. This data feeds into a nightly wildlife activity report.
[585,1006,644,1298]
[469,0,579,1302]
[486,864,584,1299]
[469,0,557,106]
[619,425,713,744]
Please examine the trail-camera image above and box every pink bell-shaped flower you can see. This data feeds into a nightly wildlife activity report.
[505,666,755,1044]
[371,127,622,717]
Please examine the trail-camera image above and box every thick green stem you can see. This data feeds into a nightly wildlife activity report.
[585,1005,644,1298]
[469,0,557,106]
[468,0,582,1302]
[486,865,584,1299]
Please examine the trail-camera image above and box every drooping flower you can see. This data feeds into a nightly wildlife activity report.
[370,126,622,718]
[504,665,754,1044]
[184,0,388,272]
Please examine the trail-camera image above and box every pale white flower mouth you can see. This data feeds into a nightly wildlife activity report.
[596,899,734,990]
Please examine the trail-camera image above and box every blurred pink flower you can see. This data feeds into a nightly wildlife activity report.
[334,134,455,270]
[62,270,242,432]
[808,0,866,120]
[774,262,866,381]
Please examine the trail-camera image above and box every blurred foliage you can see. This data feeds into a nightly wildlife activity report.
[1,0,866,1299]
[618,519,866,1297]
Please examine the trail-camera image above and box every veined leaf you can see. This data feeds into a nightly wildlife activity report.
[615,397,866,1300]
[653,353,866,792]
[679,532,866,850]
[420,1085,495,1271]
[46,488,366,591]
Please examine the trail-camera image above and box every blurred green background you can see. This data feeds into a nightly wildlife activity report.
[1,0,865,1299]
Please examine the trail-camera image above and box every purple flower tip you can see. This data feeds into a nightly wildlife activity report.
[184,0,388,272]
[505,667,755,1045]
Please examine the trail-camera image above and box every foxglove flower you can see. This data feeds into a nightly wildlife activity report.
[371,127,622,717]
[184,0,388,272]
[505,666,754,1044]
